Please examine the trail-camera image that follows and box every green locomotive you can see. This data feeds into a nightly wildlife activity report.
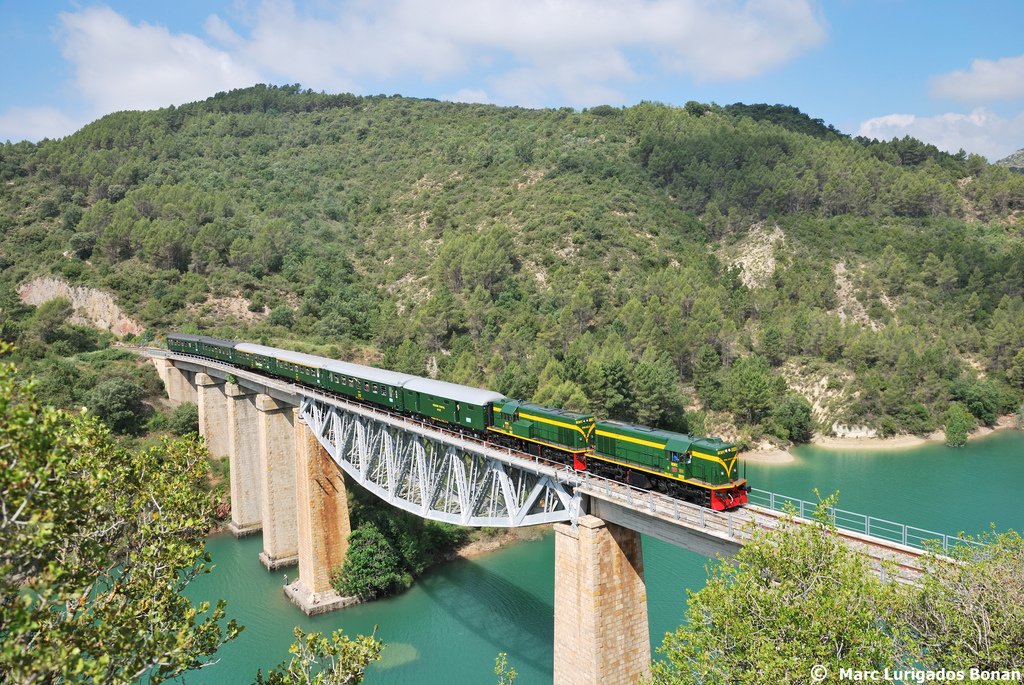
[593,421,746,510]
[167,333,747,510]
[488,400,595,469]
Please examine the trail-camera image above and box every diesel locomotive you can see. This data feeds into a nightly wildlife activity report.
[168,333,748,510]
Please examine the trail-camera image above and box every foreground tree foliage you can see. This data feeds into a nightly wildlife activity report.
[0,353,240,683]
[255,627,382,685]
[903,529,1024,670]
[649,496,905,684]
[648,499,1024,684]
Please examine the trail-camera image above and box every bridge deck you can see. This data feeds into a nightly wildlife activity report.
[157,349,959,578]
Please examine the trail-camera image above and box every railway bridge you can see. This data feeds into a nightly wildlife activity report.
[150,351,974,685]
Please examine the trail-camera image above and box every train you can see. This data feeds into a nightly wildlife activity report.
[168,333,748,511]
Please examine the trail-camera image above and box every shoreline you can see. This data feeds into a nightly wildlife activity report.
[742,447,796,464]
[811,414,1018,451]
[447,525,549,561]
[742,414,1019,464]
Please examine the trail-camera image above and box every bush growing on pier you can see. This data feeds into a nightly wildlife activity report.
[332,521,411,600]
[330,480,469,601]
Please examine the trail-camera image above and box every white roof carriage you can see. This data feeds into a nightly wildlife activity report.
[234,342,418,387]
[403,377,505,407]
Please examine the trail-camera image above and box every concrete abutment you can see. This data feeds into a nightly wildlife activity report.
[553,515,650,685]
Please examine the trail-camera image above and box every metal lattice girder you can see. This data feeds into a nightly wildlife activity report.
[300,396,581,527]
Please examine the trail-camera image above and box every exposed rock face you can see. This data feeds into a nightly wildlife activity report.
[718,223,785,289]
[994,148,1024,174]
[831,424,878,439]
[17,276,143,336]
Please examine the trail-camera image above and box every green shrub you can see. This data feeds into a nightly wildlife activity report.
[769,393,814,443]
[944,403,975,448]
[86,377,149,434]
[332,521,410,600]
[168,402,199,435]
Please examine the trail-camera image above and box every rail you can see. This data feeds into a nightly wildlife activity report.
[747,488,983,553]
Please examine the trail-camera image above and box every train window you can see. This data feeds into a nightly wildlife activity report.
[364,382,369,391]
[372,384,378,393]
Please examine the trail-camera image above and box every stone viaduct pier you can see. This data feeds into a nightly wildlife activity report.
[151,352,965,685]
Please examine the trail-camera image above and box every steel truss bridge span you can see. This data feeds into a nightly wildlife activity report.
[298,395,582,527]
[166,351,582,528]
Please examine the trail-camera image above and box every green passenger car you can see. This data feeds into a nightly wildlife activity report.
[317,359,415,410]
[593,420,747,510]
[402,378,505,430]
[488,400,594,457]
[168,333,236,362]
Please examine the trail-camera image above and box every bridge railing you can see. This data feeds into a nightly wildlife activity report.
[748,488,983,553]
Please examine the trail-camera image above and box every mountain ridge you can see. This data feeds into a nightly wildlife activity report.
[995,147,1024,173]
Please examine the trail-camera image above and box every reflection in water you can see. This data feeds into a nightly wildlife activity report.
[376,643,418,670]
[416,560,554,673]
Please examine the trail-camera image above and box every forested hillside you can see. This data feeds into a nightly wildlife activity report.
[2,85,1023,444]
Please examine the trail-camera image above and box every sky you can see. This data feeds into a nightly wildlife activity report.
[1,0,1023,160]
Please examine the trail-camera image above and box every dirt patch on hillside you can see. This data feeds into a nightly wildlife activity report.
[833,262,880,330]
[831,261,898,329]
[186,295,267,324]
[516,169,545,190]
[780,360,856,430]
[718,223,785,288]
[18,276,143,336]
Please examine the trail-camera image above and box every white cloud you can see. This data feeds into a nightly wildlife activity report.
[0,106,80,142]
[858,108,1024,161]
[58,5,262,116]
[931,55,1024,102]
[14,1,826,140]
[219,0,827,105]
[442,89,493,105]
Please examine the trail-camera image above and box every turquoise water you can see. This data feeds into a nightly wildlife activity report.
[183,430,1024,684]
[746,430,1024,535]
